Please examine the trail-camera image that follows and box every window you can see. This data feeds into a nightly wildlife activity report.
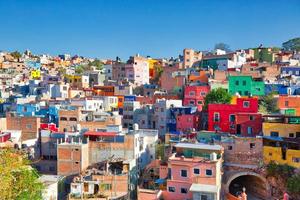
[26,124,32,129]
[160,108,164,112]
[249,115,254,121]
[181,169,187,177]
[181,188,188,194]
[189,91,195,96]
[296,132,300,138]
[198,100,203,105]
[60,117,67,121]
[229,114,235,122]
[244,91,249,96]
[285,101,289,107]
[206,169,212,176]
[247,127,253,135]
[235,80,239,85]
[250,143,255,149]
[200,92,206,96]
[201,195,208,200]
[289,133,294,138]
[242,80,246,86]
[69,117,77,121]
[168,187,175,192]
[214,112,220,122]
[243,101,250,108]
[270,131,279,137]
[269,152,272,156]
[103,184,112,190]
[189,100,195,105]
[194,168,200,175]
[228,145,233,150]
[292,157,300,163]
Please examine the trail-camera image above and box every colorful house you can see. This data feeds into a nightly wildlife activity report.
[176,114,200,133]
[263,137,300,168]
[278,95,300,115]
[208,97,262,136]
[183,85,210,111]
[262,115,300,138]
[164,143,223,200]
[31,69,41,79]
[228,75,265,96]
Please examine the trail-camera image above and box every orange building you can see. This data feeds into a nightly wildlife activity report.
[92,85,114,96]
[278,95,300,115]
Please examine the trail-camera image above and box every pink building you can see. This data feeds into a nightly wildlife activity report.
[183,85,210,111]
[125,56,149,86]
[164,143,223,200]
[160,63,185,93]
[176,114,200,132]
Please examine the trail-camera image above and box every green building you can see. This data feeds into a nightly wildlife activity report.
[199,57,228,70]
[228,75,265,96]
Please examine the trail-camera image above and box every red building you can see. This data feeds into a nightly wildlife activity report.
[208,97,262,136]
[183,85,210,111]
[0,132,11,143]
[176,114,200,132]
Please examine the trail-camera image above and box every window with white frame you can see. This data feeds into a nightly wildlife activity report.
[168,186,175,192]
[214,112,220,122]
[206,169,212,176]
[180,169,187,177]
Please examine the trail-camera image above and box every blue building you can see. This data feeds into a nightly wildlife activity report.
[167,106,197,133]
[281,66,300,76]
[265,84,300,95]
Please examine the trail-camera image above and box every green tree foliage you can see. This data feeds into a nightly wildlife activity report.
[155,143,165,161]
[287,174,300,195]
[88,59,103,70]
[10,51,22,59]
[203,88,232,110]
[0,149,44,200]
[258,93,279,114]
[214,42,231,52]
[151,65,164,84]
[282,37,300,51]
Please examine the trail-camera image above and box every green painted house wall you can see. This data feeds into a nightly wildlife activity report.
[199,57,228,70]
[229,75,265,96]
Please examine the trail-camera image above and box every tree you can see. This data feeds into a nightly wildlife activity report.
[0,149,44,200]
[203,88,232,110]
[282,37,300,51]
[10,51,22,59]
[88,59,103,71]
[258,92,279,114]
[214,43,231,52]
[287,174,300,196]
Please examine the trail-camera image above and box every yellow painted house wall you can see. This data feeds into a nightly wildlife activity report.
[263,146,300,168]
[31,70,41,79]
[263,122,300,137]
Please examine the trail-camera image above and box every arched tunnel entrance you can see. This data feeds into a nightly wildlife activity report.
[227,173,269,200]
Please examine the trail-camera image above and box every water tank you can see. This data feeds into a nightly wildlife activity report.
[210,152,217,161]
[133,123,139,131]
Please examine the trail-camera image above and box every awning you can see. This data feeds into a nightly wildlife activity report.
[189,183,219,193]
[154,179,166,184]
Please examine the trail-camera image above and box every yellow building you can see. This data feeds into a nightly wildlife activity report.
[31,69,41,79]
[263,115,300,138]
[263,145,300,168]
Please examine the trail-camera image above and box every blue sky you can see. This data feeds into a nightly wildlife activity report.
[0,0,299,59]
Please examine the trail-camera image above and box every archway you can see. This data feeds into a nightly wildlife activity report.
[226,172,269,200]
